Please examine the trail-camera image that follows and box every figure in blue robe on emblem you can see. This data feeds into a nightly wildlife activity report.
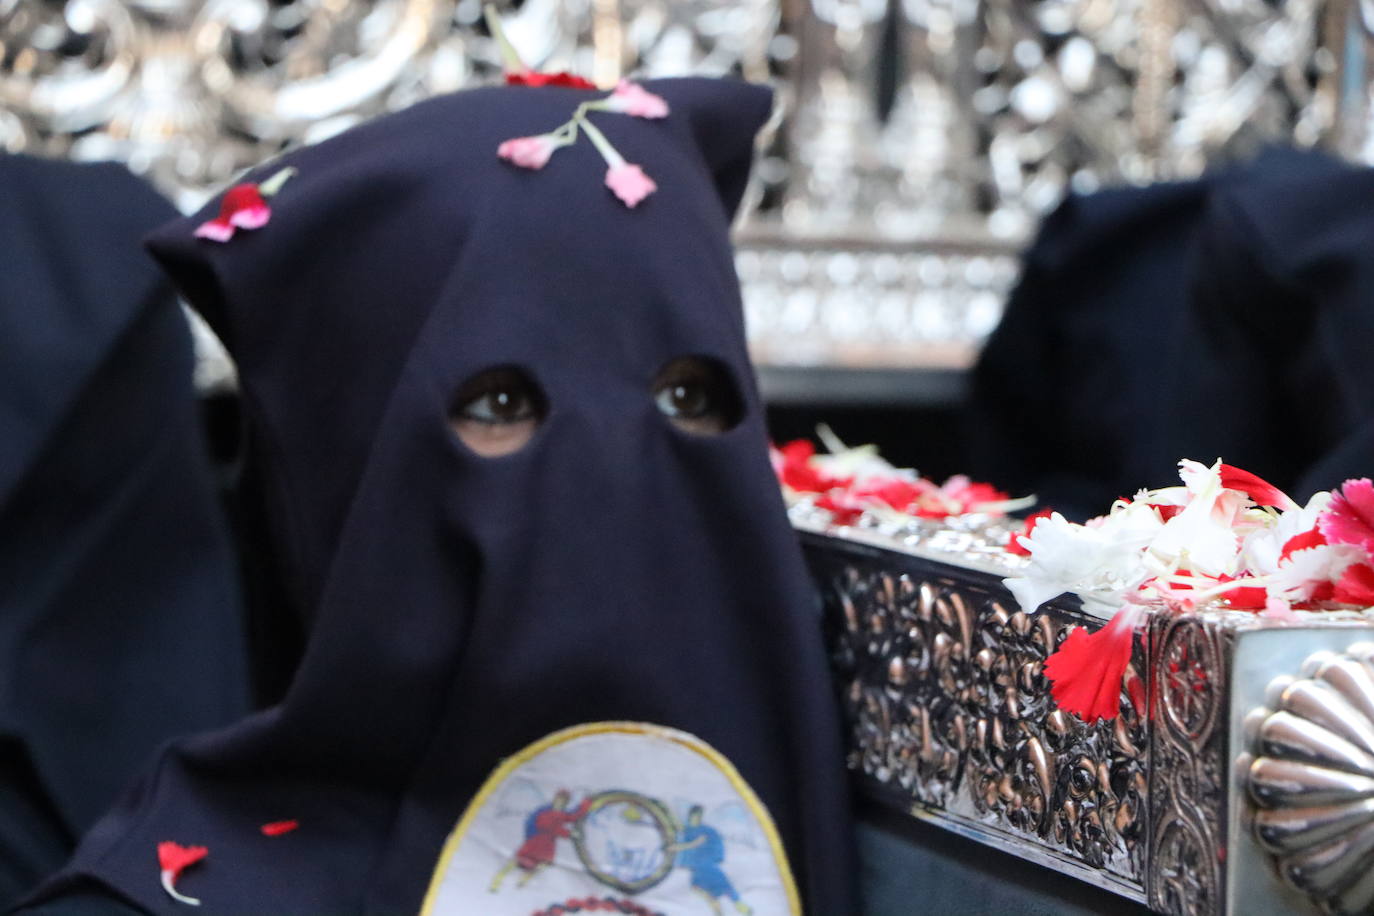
[668,806,752,915]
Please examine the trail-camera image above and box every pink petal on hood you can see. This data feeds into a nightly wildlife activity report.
[229,202,271,230]
[1319,478,1374,556]
[497,135,558,170]
[607,80,670,118]
[193,219,236,242]
[604,163,657,208]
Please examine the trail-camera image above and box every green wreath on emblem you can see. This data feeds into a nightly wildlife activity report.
[570,790,679,894]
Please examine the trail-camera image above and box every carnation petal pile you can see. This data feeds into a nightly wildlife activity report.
[1004,460,1374,723]
[772,426,1030,525]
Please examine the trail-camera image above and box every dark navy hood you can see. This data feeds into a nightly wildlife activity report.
[0,155,247,901]
[37,80,856,914]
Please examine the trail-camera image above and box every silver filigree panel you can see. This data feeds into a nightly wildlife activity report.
[4,0,1372,368]
[805,533,1151,900]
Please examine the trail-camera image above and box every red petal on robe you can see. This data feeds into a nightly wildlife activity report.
[1219,464,1299,510]
[260,820,299,837]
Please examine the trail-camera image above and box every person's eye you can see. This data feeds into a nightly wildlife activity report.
[448,366,546,457]
[651,356,743,436]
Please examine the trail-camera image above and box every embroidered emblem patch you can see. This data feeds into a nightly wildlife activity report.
[421,722,799,915]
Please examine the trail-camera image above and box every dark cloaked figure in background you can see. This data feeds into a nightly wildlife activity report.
[30,78,856,914]
[0,156,248,906]
[967,148,1372,521]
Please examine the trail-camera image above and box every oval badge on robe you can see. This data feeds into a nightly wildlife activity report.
[421,722,800,916]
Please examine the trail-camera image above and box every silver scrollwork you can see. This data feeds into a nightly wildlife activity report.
[812,536,1149,897]
[1148,613,1228,916]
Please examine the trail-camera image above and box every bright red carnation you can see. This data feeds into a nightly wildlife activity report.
[772,440,851,494]
[1335,563,1374,606]
[1219,463,1298,511]
[1044,606,1144,723]
[1216,574,1267,610]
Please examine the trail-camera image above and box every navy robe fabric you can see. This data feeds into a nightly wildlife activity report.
[0,155,248,905]
[30,79,857,914]
[967,148,1372,520]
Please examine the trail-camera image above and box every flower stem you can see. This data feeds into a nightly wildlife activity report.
[483,4,526,74]
[161,871,201,907]
[257,166,296,197]
[578,116,624,168]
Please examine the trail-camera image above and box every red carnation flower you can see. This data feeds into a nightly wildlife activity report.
[194,166,296,243]
[1044,605,1146,723]
[1335,562,1374,606]
[1218,463,1299,511]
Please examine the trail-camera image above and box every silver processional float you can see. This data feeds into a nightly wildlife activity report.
[780,436,1374,916]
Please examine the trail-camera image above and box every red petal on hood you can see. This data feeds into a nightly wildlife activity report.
[1219,464,1299,511]
[506,70,597,90]
[157,841,208,876]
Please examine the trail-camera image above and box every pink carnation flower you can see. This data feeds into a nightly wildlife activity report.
[1319,478,1374,556]
[605,80,670,119]
[497,135,560,170]
[605,163,657,208]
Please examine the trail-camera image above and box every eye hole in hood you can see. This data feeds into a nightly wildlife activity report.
[651,355,743,437]
[448,365,547,457]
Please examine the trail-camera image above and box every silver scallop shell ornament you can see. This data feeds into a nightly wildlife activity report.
[1247,642,1374,915]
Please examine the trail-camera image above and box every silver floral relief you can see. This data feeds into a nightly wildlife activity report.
[1147,613,1231,916]
[4,1,1371,368]
[1247,642,1374,916]
[805,532,1149,897]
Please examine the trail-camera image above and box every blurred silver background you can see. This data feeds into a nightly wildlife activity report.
[3,0,1369,395]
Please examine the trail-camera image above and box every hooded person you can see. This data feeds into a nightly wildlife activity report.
[0,155,248,905]
[26,76,857,915]
[965,147,1367,520]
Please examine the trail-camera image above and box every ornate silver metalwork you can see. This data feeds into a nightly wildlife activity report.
[1247,642,1374,915]
[6,1,1373,370]
[788,495,1030,575]
[805,530,1150,900]
[804,520,1374,915]
[1148,613,1230,916]
[736,235,1019,371]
